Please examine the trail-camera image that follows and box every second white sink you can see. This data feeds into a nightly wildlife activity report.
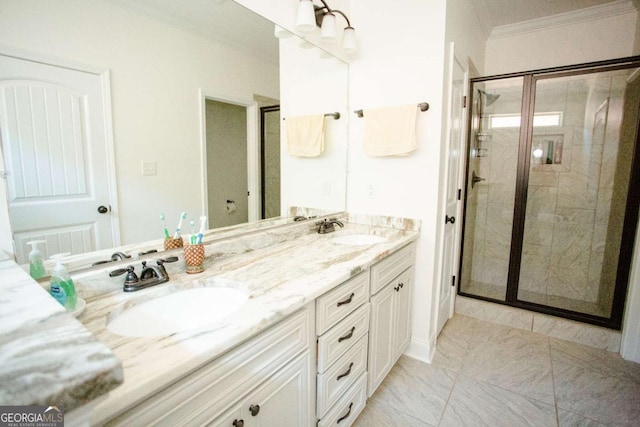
[107,286,248,337]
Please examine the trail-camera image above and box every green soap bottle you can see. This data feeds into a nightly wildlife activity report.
[26,240,47,279]
[49,253,77,311]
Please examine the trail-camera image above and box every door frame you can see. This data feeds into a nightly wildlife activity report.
[198,90,260,226]
[435,43,469,335]
[0,46,120,258]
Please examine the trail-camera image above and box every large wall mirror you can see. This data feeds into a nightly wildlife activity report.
[0,0,348,271]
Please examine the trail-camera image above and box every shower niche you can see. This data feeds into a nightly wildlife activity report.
[458,56,640,329]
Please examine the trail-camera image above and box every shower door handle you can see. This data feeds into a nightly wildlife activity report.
[445,215,455,224]
[471,171,485,188]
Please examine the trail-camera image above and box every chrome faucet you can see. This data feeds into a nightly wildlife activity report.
[109,256,178,292]
[316,218,344,234]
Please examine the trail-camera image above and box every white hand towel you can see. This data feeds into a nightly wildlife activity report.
[363,104,418,156]
[286,114,325,157]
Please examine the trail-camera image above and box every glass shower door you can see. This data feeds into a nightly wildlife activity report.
[517,67,640,319]
[459,77,524,301]
[459,57,640,328]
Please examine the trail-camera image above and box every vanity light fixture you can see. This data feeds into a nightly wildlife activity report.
[295,0,357,55]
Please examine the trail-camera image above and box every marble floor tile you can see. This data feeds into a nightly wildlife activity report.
[557,408,621,427]
[358,314,640,427]
[368,355,456,425]
[353,397,434,427]
[550,338,640,383]
[439,375,557,427]
[430,315,478,372]
[553,360,640,425]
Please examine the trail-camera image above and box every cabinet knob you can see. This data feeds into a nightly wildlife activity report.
[394,285,400,292]
[249,404,260,416]
[232,420,244,427]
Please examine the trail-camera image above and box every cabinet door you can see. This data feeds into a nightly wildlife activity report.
[367,283,395,397]
[392,267,414,360]
[240,351,313,427]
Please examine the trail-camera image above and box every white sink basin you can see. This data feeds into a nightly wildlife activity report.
[107,287,248,337]
[331,234,388,245]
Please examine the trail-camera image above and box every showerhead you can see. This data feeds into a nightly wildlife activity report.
[479,89,500,106]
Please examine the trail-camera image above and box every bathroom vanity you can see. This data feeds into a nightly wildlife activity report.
[0,213,419,426]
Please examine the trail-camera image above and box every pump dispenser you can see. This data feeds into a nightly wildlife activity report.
[49,253,77,310]
[26,240,47,279]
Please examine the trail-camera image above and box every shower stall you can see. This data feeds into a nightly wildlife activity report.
[459,56,640,328]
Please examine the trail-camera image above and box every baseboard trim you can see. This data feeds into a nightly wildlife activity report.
[403,334,436,363]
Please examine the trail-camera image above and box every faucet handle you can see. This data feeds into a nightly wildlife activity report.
[157,256,179,266]
[109,265,139,284]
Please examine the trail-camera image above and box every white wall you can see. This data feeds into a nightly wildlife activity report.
[483,7,640,361]
[346,0,447,361]
[0,0,278,246]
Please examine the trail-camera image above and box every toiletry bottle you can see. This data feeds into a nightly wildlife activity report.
[49,253,77,310]
[26,240,47,279]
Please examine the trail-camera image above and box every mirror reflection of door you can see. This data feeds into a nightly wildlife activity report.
[0,54,117,263]
[205,99,249,228]
[260,105,281,220]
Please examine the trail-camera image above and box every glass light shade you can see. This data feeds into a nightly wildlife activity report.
[319,13,337,43]
[341,26,357,54]
[295,0,317,33]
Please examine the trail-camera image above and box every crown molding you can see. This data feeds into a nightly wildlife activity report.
[489,0,637,40]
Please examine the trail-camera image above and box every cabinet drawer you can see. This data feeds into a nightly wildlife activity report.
[318,372,367,427]
[370,243,416,295]
[316,271,369,335]
[317,303,369,373]
[316,335,368,418]
[108,304,314,426]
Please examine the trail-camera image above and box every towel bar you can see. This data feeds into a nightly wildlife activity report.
[283,112,341,120]
[354,102,429,118]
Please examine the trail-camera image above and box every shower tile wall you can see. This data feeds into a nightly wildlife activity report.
[470,75,624,315]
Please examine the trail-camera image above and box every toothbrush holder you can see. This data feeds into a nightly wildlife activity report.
[184,243,205,274]
[164,236,184,251]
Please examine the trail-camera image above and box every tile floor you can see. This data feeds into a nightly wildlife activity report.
[353,315,640,426]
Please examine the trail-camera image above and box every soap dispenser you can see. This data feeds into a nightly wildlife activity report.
[26,240,47,279]
[49,253,77,310]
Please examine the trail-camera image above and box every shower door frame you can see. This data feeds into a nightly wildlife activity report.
[458,55,640,329]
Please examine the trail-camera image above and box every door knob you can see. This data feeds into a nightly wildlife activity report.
[445,215,455,224]
[97,205,109,214]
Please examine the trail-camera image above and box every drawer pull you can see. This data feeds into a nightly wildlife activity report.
[232,420,244,427]
[249,404,260,416]
[336,293,355,307]
[336,362,354,381]
[338,326,356,343]
[337,402,353,423]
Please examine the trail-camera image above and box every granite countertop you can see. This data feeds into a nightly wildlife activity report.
[0,252,123,411]
[82,218,419,424]
[0,213,419,424]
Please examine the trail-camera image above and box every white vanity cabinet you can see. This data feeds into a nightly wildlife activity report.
[367,243,416,397]
[107,304,316,427]
[315,272,370,426]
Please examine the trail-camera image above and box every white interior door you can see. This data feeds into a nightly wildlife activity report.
[0,54,116,263]
[437,48,467,335]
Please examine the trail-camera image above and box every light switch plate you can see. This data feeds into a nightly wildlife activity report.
[142,160,157,176]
